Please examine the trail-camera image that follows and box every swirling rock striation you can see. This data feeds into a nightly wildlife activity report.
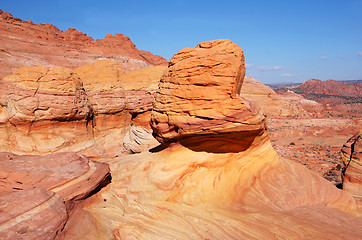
[69,40,362,239]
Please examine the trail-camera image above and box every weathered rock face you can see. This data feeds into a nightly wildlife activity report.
[1,66,92,123]
[66,40,362,239]
[0,152,110,203]
[341,131,362,202]
[0,151,110,239]
[151,40,266,152]
[0,60,166,156]
[0,188,67,240]
[0,9,167,78]
[74,59,126,92]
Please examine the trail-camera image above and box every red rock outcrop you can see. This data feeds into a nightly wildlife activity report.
[151,39,266,152]
[0,152,110,203]
[0,188,67,240]
[67,40,362,239]
[0,9,167,78]
[281,79,362,118]
[1,66,92,124]
[0,151,110,239]
[295,79,362,97]
[341,131,362,203]
[0,60,166,157]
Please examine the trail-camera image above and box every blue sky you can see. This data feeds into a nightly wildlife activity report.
[2,0,362,83]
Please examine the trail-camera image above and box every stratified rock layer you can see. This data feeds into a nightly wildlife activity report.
[1,66,92,124]
[0,188,67,240]
[0,9,167,78]
[73,144,361,239]
[341,131,362,202]
[0,152,110,202]
[65,40,362,239]
[0,60,166,156]
[151,39,265,152]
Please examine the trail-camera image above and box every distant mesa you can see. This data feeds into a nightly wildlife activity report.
[294,78,362,97]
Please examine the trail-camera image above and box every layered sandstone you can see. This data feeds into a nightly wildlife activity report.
[341,131,362,203]
[0,60,166,157]
[0,151,110,240]
[151,39,265,152]
[1,66,92,124]
[0,189,67,240]
[0,9,167,78]
[0,152,110,203]
[64,40,362,239]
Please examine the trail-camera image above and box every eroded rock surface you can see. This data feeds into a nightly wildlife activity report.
[341,131,362,202]
[0,60,166,157]
[151,40,266,152]
[0,188,67,240]
[68,40,362,239]
[0,9,167,78]
[0,152,110,203]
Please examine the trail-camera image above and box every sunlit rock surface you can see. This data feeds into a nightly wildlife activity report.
[151,39,265,149]
[61,40,362,239]
[0,152,110,203]
[0,188,67,240]
[341,131,362,203]
[241,76,321,118]
[0,61,166,157]
[0,152,110,240]
[0,9,167,78]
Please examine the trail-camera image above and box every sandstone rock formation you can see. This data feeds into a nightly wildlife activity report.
[0,151,110,240]
[341,131,362,203]
[0,152,110,203]
[151,39,266,152]
[0,188,67,240]
[63,40,362,239]
[0,9,167,78]
[240,77,362,184]
[0,60,166,157]
[1,66,92,123]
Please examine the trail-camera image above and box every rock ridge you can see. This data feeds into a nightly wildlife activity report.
[0,9,168,78]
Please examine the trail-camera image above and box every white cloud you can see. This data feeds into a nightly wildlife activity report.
[320,56,328,59]
[256,65,283,71]
[281,73,295,77]
[358,52,362,57]
[245,63,255,68]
